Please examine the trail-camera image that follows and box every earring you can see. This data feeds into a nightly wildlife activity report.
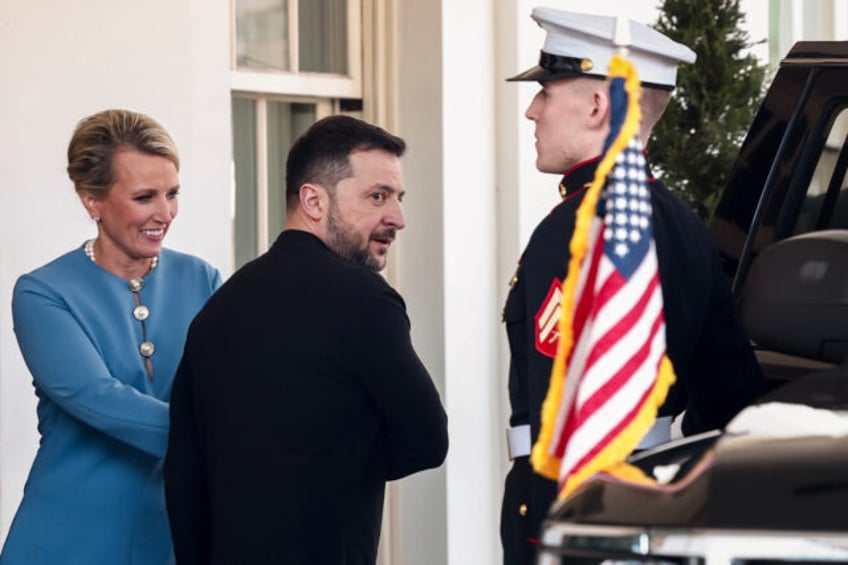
[91,216,101,222]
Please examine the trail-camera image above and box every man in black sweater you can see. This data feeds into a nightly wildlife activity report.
[165,116,448,565]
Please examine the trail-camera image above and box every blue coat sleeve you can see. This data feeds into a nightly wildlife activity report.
[12,276,171,458]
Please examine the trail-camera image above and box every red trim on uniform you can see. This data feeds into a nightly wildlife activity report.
[555,156,602,206]
[642,148,658,183]
[562,156,601,177]
[528,537,539,544]
[563,185,589,202]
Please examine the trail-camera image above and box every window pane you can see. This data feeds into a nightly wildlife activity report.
[266,102,316,239]
[794,107,848,235]
[299,0,348,74]
[236,0,290,72]
[232,97,259,269]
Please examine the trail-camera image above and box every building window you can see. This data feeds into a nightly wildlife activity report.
[235,0,349,75]
[230,0,361,267]
[231,97,322,267]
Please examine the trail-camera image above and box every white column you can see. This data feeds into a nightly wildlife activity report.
[440,0,503,562]
[392,0,448,563]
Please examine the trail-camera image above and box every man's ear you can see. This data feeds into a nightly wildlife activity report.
[299,183,327,221]
[588,87,611,130]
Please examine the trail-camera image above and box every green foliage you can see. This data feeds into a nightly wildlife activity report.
[650,0,769,219]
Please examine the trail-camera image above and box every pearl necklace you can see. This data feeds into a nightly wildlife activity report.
[84,238,159,271]
[84,238,159,380]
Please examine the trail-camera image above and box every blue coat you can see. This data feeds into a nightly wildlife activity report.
[1,244,221,564]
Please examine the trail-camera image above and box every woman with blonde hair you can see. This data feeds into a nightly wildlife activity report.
[0,109,221,564]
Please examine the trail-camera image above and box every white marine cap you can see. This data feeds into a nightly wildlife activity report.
[508,7,696,90]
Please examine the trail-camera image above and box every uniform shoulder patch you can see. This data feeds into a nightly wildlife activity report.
[534,278,562,358]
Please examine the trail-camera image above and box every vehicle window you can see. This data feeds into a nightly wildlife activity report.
[792,107,848,235]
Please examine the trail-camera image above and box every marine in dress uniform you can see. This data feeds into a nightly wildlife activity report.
[500,9,766,565]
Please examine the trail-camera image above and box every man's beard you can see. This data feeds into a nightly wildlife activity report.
[326,200,393,272]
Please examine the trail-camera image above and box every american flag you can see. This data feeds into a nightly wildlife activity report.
[531,55,676,499]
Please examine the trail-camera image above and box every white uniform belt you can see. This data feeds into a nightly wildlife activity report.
[636,415,673,449]
[506,424,532,460]
[506,416,673,460]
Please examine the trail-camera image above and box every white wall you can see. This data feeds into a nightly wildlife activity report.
[0,0,233,543]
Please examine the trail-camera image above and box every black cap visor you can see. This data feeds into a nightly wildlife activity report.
[507,51,601,82]
[506,50,676,90]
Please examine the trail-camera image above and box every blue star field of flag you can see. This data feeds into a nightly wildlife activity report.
[599,138,652,279]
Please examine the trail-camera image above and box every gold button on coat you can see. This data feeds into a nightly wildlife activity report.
[519,503,528,517]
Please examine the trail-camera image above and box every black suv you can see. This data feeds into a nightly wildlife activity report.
[535,41,848,564]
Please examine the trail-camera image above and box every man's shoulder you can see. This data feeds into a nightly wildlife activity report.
[527,195,584,248]
[208,240,400,308]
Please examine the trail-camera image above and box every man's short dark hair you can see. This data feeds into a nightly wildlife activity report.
[285,115,406,210]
